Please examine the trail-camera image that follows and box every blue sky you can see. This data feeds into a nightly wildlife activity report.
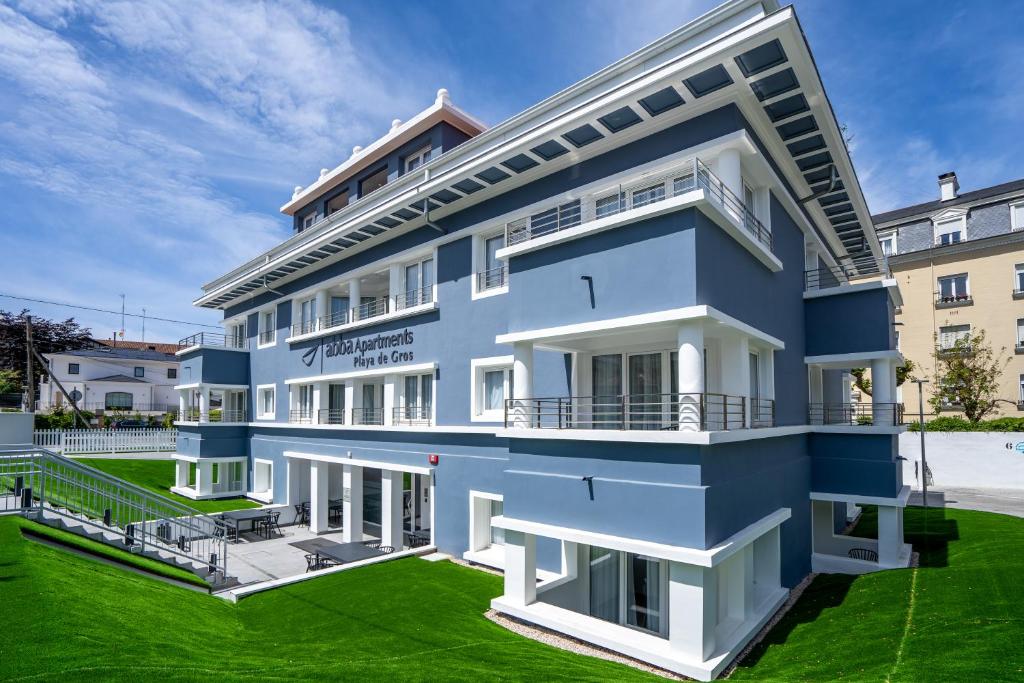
[1,0,1022,343]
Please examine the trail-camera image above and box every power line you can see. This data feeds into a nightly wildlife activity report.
[0,293,220,329]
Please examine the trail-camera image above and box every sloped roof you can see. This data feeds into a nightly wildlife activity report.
[872,177,1024,226]
[89,374,147,383]
[93,339,180,355]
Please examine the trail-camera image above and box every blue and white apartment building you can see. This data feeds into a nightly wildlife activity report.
[174,1,909,678]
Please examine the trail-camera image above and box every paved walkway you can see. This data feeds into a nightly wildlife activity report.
[910,487,1024,518]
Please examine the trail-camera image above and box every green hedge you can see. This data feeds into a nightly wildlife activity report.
[908,415,1024,432]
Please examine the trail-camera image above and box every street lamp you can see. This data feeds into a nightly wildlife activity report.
[911,378,929,507]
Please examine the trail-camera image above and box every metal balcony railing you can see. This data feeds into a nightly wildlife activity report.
[352,408,384,426]
[178,409,246,423]
[504,157,773,252]
[177,331,248,350]
[392,405,432,426]
[317,408,346,425]
[935,293,972,307]
[804,254,890,291]
[288,409,314,424]
[81,402,178,413]
[258,329,276,345]
[503,393,772,431]
[354,296,390,322]
[477,264,508,291]
[394,285,434,311]
[750,398,776,428]
[290,288,436,337]
[808,403,904,426]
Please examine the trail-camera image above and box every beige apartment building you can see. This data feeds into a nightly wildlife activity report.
[872,171,1024,417]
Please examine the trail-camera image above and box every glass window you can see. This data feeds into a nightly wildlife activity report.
[167,368,177,379]
[589,546,621,623]
[404,146,432,173]
[359,166,388,196]
[134,366,144,378]
[68,363,80,375]
[297,385,313,416]
[632,182,666,208]
[1020,374,1024,403]
[105,391,132,410]
[227,322,246,348]
[878,232,896,257]
[626,554,662,634]
[299,298,317,333]
[301,212,319,231]
[485,235,503,271]
[628,353,662,430]
[489,499,504,545]
[595,192,625,218]
[937,274,969,300]
[262,388,275,416]
[484,370,505,411]
[935,218,964,245]
[592,354,623,427]
[1011,203,1024,231]
[1017,319,1024,346]
[939,324,971,350]
[1016,264,1024,293]
[326,191,349,216]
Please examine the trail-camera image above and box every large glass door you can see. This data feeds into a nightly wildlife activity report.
[589,546,620,623]
[591,354,622,428]
[626,554,662,633]
[628,353,662,430]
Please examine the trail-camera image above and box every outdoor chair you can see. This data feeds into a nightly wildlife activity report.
[848,547,878,562]
[260,511,282,538]
[304,553,339,572]
[406,534,430,549]
[377,546,395,554]
[363,540,381,549]
[294,504,308,527]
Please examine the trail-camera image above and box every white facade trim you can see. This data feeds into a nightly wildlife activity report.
[809,484,911,508]
[255,383,276,420]
[497,424,808,444]
[284,301,437,344]
[493,507,790,568]
[495,304,784,350]
[284,361,436,386]
[804,350,903,367]
[175,344,248,357]
[283,450,434,476]
[470,355,514,423]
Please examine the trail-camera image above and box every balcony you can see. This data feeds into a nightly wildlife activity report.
[258,329,275,345]
[317,408,346,425]
[392,405,432,427]
[804,255,890,291]
[503,157,772,253]
[180,408,247,423]
[289,409,314,425]
[289,286,435,338]
[503,393,774,431]
[808,403,903,427]
[177,331,248,351]
[352,408,384,426]
[934,293,972,309]
[476,264,508,292]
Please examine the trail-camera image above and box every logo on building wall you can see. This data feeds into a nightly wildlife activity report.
[301,346,318,367]
[324,329,415,369]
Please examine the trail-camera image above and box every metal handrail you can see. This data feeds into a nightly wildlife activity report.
[351,407,384,426]
[808,402,904,426]
[804,254,890,291]
[394,285,434,311]
[477,264,508,291]
[178,331,248,350]
[258,329,276,344]
[317,408,345,425]
[503,392,767,431]
[288,409,314,424]
[205,409,247,423]
[392,405,432,426]
[354,296,390,321]
[504,157,773,252]
[0,448,229,582]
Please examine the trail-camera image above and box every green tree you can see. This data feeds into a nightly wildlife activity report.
[930,329,1011,423]
[0,368,20,394]
[0,309,93,380]
[850,358,916,397]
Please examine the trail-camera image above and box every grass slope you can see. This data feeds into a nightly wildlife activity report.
[77,458,259,513]
[732,506,1024,682]
[0,506,1020,681]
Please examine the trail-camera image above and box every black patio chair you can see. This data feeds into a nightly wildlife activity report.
[848,547,878,562]
[294,504,308,527]
[377,546,395,554]
[260,511,282,538]
[406,533,430,549]
[363,540,381,549]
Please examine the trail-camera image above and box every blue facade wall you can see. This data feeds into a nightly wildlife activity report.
[809,432,902,498]
[177,426,247,458]
[178,348,249,387]
[804,287,894,357]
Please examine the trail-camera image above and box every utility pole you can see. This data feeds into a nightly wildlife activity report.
[142,307,146,342]
[24,316,34,412]
[913,378,930,507]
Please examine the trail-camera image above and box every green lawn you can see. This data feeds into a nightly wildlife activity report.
[0,506,1020,681]
[77,458,259,514]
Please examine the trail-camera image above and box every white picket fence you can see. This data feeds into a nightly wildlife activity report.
[33,428,178,455]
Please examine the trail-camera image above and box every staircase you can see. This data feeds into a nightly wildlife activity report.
[0,448,231,587]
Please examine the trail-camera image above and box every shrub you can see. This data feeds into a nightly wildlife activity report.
[908,415,1024,432]
[977,417,1024,432]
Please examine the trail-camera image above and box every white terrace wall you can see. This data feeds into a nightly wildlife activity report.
[900,432,1024,491]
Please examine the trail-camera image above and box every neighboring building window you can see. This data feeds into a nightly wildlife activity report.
[105,391,133,410]
[1017,319,1024,348]
[134,366,145,378]
[167,368,177,379]
[934,217,964,245]
[259,309,276,345]
[471,357,514,421]
[1011,201,1024,231]
[326,191,349,216]
[1020,374,1024,404]
[878,231,897,257]
[404,145,432,173]
[937,273,969,302]
[258,386,275,419]
[938,324,971,350]
[1015,264,1024,293]
[359,166,388,196]
[68,363,80,375]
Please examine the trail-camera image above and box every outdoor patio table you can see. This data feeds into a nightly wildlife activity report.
[313,541,387,564]
[220,509,274,540]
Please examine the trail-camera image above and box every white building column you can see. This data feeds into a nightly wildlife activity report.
[716,147,743,220]
[175,459,189,488]
[669,561,717,662]
[877,504,904,568]
[310,460,330,534]
[389,263,402,306]
[348,279,362,321]
[383,374,398,426]
[871,357,896,423]
[503,530,537,606]
[342,464,363,542]
[195,460,214,497]
[512,342,534,427]
[198,386,210,423]
[178,391,188,419]
[677,322,704,431]
[314,289,327,331]
[381,469,404,549]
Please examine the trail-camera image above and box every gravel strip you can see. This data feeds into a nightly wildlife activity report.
[486,609,690,680]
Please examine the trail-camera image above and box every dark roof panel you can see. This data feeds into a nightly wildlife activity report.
[683,64,733,97]
[872,177,1024,225]
[638,87,685,116]
[749,68,799,102]
[734,39,787,77]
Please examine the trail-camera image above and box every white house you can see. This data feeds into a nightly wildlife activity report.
[39,342,180,416]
